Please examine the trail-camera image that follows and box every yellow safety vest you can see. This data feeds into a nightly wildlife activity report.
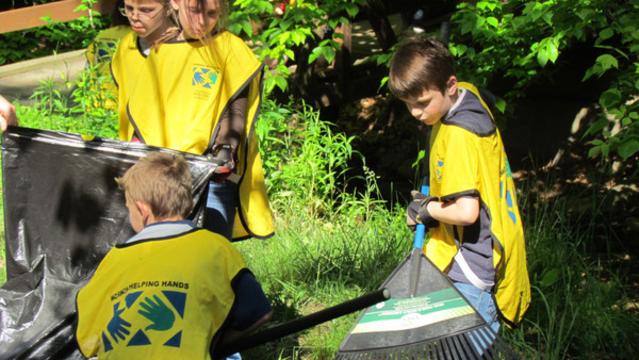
[85,25,131,111]
[111,31,148,139]
[76,229,245,359]
[426,82,530,326]
[124,31,274,240]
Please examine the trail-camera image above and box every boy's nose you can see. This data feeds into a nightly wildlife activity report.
[409,106,423,119]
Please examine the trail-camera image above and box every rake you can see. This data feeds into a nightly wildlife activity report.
[336,185,519,359]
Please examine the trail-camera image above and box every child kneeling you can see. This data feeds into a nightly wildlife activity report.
[75,152,271,359]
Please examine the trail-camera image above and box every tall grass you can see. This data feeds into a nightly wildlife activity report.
[503,180,639,359]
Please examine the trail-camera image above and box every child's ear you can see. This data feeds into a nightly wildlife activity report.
[446,76,458,96]
[135,200,152,224]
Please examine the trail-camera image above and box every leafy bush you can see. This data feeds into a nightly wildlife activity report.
[0,0,107,65]
[256,98,356,216]
[229,0,364,94]
[16,64,118,138]
[448,0,639,163]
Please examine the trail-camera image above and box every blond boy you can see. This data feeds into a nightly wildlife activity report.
[75,152,271,359]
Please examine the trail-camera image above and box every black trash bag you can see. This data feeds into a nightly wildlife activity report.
[0,127,216,360]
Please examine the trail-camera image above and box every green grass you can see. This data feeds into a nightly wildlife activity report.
[235,195,410,359]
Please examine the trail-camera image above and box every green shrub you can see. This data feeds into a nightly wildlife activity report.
[0,0,107,65]
[16,64,118,138]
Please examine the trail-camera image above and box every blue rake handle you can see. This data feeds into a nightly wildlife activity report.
[409,183,429,297]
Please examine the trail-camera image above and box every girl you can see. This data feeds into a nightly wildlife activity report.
[111,0,178,137]
[120,0,274,241]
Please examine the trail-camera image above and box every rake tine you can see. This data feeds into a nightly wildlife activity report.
[445,336,458,359]
[453,334,469,358]
[455,333,478,360]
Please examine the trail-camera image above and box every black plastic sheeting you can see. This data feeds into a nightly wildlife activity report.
[0,127,216,359]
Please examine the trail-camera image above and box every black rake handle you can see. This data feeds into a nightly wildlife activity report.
[216,288,391,358]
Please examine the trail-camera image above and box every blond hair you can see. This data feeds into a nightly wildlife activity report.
[116,152,193,219]
[389,36,455,99]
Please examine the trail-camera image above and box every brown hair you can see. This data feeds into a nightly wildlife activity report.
[116,152,193,219]
[389,36,455,99]
[177,0,229,37]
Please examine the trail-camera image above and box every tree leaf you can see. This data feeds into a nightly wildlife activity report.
[598,28,615,41]
[585,118,609,137]
[617,138,639,160]
[486,17,499,28]
[596,54,618,72]
[599,88,622,109]
[345,4,359,18]
[540,268,560,288]
[537,46,549,67]
[495,98,507,113]
[588,145,602,158]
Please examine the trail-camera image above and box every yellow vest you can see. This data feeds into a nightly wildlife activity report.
[86,26,131,67]
[426,82,530,326]
[76,229,245,359]
[85,26,131,111]
[111,31,148,140]
[124,31,274,240]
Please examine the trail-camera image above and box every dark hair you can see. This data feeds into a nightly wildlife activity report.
[389,36,455,99]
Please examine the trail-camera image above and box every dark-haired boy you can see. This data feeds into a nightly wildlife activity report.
[389,37,530,331]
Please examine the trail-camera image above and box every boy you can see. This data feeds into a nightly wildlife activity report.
[75,152,271,359]
[389,37,530,331]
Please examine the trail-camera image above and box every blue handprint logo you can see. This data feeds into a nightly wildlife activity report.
[139,295,175,331]
[107,302,131,343]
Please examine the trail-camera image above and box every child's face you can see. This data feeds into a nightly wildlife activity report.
[125,195,146,233]
[123,0,169,40]
[403,76,458,126]
[172,0,220,39]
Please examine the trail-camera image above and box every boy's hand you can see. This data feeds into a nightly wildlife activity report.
[0,95,18,132]
[406,190,439,229]
[210,144,237,183]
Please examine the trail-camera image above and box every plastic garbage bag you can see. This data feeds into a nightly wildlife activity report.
[0,127,215,359]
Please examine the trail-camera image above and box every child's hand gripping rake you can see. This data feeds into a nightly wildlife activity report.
[409,184,429,297]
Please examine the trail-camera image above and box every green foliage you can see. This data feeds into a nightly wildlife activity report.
[448,0,639,164]
[256,98,356,216]
[503,181,639,359]
[17,64,118,138]
[0,0,107,65]
[229,0,365,94]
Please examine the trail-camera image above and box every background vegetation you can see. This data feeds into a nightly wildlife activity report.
[1,0,638,359]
